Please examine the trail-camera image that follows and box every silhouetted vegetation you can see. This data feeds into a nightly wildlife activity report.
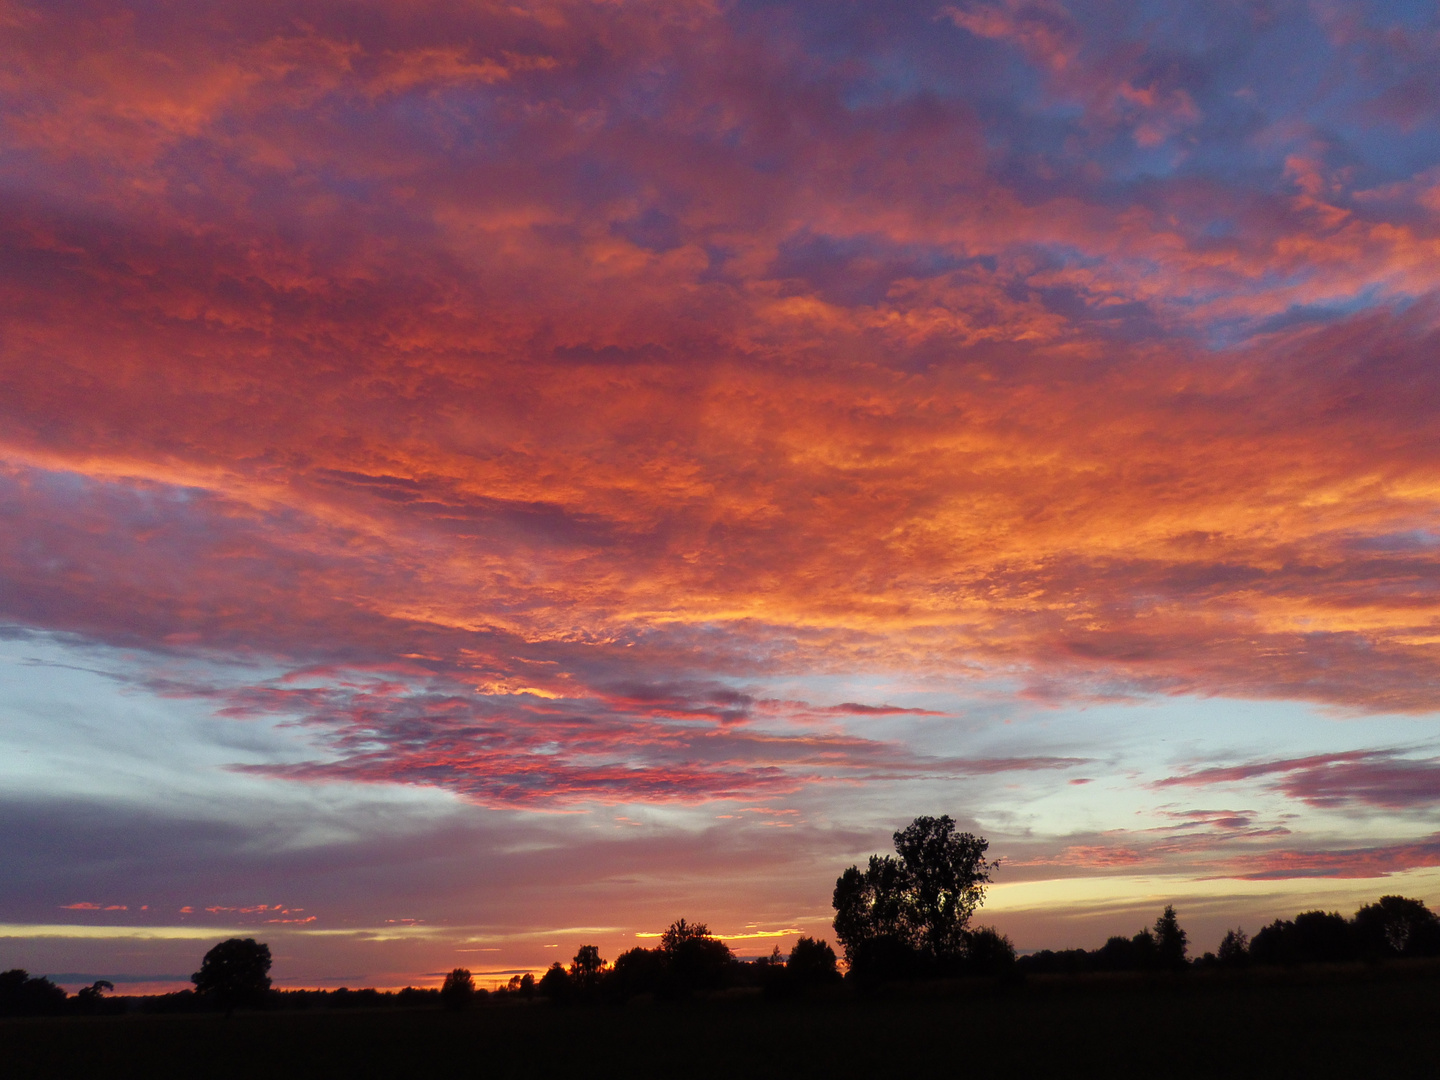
[1204,896,1440,969]
[10,963,1440,1079]
[439,968,476,1010]
[1015,894,1440,978]
[192,937,272,1013]
[833,815,1007,985]
[8,815,1440,1057]
[0,969,67,1016]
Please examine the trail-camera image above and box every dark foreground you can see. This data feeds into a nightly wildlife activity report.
[5,967,1440,1079]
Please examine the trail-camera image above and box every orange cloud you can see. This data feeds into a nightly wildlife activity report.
[3,0,1440,884]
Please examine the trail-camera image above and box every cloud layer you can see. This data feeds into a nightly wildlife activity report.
[4,0,1440,975]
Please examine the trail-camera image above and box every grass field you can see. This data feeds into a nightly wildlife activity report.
[4,967,1440,1078]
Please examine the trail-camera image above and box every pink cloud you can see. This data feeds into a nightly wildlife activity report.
[1158,751,1440,810]
[1231,835,1440,880]
[3,1,1440,948]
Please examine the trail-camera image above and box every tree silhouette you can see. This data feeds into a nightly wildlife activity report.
[538,962,571,1000]
[1353,896,1440,959]
[568,945,606,995]
[893,816,995,959]
[1217,928,1249,968]
[440,968,475,1010]
[833,815,995,981]
[1154,906,1188,970]
[964,926,1017,977]
[0,970,67,1017]
[786,937,841,986]
[73,979,115,1014]
[659,918,732,997]
[609,946,666,1000]
[1250,911,1354,965]
[192,938,272,1013]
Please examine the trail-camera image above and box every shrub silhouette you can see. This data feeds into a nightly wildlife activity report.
[192,938,272,1013]
[964,926,1017,977]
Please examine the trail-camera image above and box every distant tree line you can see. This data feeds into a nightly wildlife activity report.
[8,818,1440,1017]
[1018,905,1190,975]
[1018,896,1440,976]
[486,917,842,1007]
[1208,895,1440,968]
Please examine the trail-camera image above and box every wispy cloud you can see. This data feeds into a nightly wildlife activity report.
[1158,750,1440,810]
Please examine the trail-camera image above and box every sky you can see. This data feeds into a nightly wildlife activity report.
[5,0,1440,992]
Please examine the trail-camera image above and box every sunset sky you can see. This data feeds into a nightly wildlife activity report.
[6,0,1440,992]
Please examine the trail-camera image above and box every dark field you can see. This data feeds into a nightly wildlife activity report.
[5,968,1440,1079]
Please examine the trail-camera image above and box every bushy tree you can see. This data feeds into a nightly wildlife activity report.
[832,815,996,982]
[964,926,1017,977]
[609,946,666,1000]
[893,817,995,958]
[192,938,272,1013]
[786,937,841,986]
[439,968,475,1010]
[659,918,733,997]
[1251,911,1354,965]
[1353,896,1440,959]
[0,970,67,1017]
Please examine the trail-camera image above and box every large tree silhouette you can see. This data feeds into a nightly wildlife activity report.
[1353,896,1440,958]
[440,968,475,1010]
[833,815,996,981]
[655,918,732,997]
[192,938,272,1013]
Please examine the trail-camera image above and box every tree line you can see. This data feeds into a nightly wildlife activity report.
[6,815,1440,1017]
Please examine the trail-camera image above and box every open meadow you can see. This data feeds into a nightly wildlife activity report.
[4,966,1440,1080]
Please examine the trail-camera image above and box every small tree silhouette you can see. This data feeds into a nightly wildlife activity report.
[73,979,115,1014]
[1217,928,1249,968]
[964,926,1017,977]
[1154,906,1188,970]
[538,962,571,1000]
[440,968,475,1010]
[192,938,272,1014]
[786,937,840,986]
[569,944,606,993]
